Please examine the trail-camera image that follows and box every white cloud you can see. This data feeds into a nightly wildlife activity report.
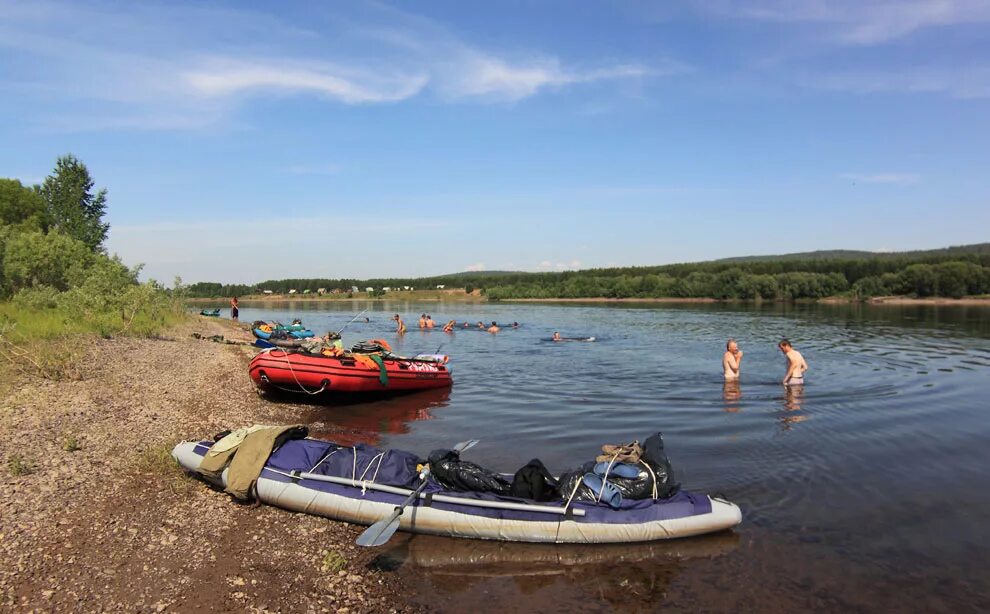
[537,259,583,271]
[839,172,920,184]
[464,262,486,271]
[705,0,990,45]
[806,66,990,99]
[437,54,660,102]
[183,59,428,104]
[0,0,672,130]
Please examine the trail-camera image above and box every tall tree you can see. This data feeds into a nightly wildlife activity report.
[40,154,109,251]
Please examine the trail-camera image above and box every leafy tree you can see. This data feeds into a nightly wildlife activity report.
[0,179,49,231]
[40,155,109,251]
[3,231,95,293]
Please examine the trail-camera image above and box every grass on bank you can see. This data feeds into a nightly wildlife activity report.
[135,442,194,496]
[0,282,188,381]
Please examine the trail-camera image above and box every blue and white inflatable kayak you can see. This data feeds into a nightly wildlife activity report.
[172,438,741,544]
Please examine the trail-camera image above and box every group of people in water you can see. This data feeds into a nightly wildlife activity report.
[392,314,519,335]
[722,338,809,386]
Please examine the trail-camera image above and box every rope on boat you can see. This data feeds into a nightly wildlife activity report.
[270,348,327,395]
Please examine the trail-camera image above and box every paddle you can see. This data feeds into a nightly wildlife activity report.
[356,439,479,547]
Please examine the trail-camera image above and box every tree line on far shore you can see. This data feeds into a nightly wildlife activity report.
[188,244,990,301]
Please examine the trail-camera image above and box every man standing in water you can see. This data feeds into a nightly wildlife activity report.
[722,339,743,380]
[393,314,407,335]
[779,339,808,385]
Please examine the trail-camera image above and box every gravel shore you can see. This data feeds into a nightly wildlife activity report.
[0,317,417,612]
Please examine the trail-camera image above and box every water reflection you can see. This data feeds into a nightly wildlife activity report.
[383,532,739,606]
[778,384,808,430]
[276,387,451,446]
[722,380,742,413]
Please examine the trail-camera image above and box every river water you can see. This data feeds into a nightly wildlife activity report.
[234,301,990,611]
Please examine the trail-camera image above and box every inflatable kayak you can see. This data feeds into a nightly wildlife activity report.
[548,337,596,342]
[172,437,741,544]
[199,308,221,317]
[252,321,315,340]
[249,348,453,395]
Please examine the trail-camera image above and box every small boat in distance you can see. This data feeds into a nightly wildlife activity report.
[199,308,221,317]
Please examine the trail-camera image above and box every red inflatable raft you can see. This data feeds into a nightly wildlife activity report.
[249,349,453,395]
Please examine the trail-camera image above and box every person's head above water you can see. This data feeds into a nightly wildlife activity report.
[727,338,738,352]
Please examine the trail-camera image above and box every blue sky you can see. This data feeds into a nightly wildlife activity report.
[1,0,988,283]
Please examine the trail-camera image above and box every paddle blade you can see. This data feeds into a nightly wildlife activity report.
[454,439,479,453]
[356,514,401,547]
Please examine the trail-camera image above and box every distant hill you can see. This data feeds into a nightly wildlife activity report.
[715,243,990,263]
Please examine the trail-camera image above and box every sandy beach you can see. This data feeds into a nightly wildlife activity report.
[0,317,417,612]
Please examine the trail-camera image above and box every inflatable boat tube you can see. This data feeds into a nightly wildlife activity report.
[172,439,740,544]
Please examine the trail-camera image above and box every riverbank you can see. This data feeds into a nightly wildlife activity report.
[0,317,417,612]
[188,294,990,306]
[188,289,485,305]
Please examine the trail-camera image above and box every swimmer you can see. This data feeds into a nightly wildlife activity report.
[552,332,562,341]
[487,321,500,334]
[779,339,808,386]
[723,339,743,381]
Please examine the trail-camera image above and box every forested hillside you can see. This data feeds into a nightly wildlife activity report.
[187,243,990,301]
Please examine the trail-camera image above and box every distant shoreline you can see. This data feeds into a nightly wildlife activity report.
[187,294,990,306]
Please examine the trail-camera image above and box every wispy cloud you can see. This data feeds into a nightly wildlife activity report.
[0,0,671,130]
[805,65,990,99]
[464,262,486,272]
[839,172,920,185]
[183,59,428,104]
[537,259,583,271]
[703,0,990,45]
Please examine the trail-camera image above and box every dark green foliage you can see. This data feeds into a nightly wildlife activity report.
[40,154,109,251]
[0,179,49,231]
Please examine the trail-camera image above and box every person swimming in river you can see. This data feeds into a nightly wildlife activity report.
[723,339,743,381]
[552,332,562,341]
[779,338,808,386]
[512,322,519,328]
[426,315,435,328]
[418,314,427,329]
[393,314,407,335]
[442,319,456,333]
[487,321,500,333]
[477,321,485,329]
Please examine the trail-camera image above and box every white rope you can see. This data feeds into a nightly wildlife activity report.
[271,348,328,396]
[357,452,386,495]
[596,452,620,503]
[309,448,339,473]
[639,459,659,500]
[563,477,583,511]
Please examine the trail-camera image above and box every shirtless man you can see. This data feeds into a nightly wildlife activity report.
[722,339,743,380]
[393,314,407,335]
[418,314,427,329]
[779,339,808,386]
[552,332,562,341]
[426,315,435,328]
[487,321,500,334]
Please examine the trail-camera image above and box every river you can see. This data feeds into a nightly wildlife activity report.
[233,300,990,611]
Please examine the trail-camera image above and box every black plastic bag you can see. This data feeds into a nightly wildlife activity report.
[509,458,560,502]
[640,432,679,499]
[428,449,511,495]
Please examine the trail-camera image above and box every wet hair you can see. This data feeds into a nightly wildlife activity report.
[491,321,497,326]
[726,338,737,350]
[778,338,792,349]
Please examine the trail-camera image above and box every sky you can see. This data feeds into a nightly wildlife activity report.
[1,0,988,284]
